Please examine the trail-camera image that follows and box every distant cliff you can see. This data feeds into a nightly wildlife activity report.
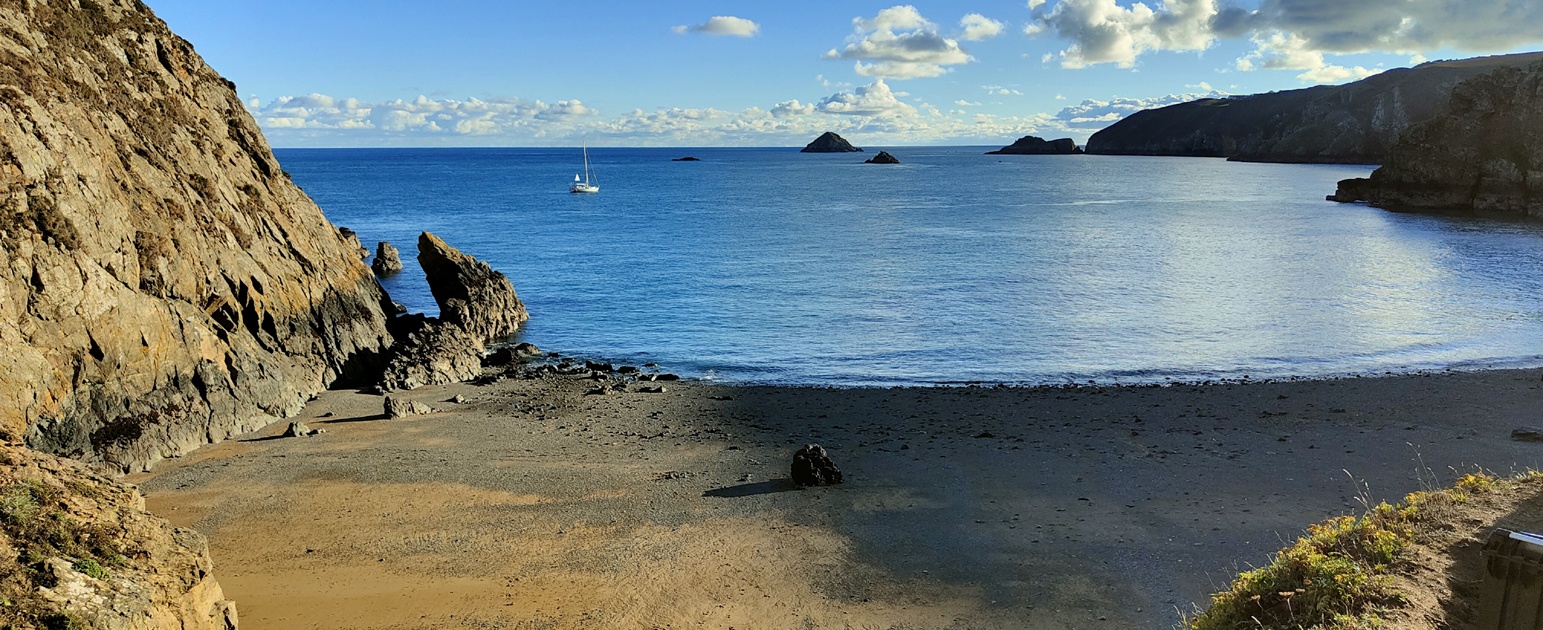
[1086,52,1543,164]
[1329,61,1543,217]
[801,132,862,153]
[0,0,394,471]
[986,136,1082,155]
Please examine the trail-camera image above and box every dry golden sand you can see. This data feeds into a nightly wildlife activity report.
[131,369,1543,629]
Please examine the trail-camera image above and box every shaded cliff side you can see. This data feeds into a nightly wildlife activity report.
[0,444,238,629]
[1329,61,1543,217]
[1086,52,1543,164]
[0,0,394,471]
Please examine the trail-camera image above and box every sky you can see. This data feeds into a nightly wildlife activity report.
[146,0,1543,148]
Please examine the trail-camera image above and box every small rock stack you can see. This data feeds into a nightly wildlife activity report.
[791,444,844,486]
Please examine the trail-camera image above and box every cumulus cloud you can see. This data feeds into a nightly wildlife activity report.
[983,85,1023,96]
[771,99,816,118]
[672,15,760,37]
[824,5,973,79]
[1025,0,1543,83]
[954,99,981,106]
[249,94,592,137]
[1052,89,1228,130]
[815,79,917,117]
[959,13,1005,40]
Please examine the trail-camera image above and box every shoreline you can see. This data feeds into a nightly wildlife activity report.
[132,365,1543,629]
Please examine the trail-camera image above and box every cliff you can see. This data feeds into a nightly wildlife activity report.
[800,132,862,153]
[986,136,1081,155]
[0,444,238,629]
[1329,61,1543,217]
[1086,52,1543,164]
[0,0,394,472]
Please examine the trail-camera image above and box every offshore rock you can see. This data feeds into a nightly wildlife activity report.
[800,131,863,153]
[1329,61,1543,217]
[0,444,239,629]
[1087,52,1543,163]
[986,136,1082,155]
[791,444,844,487]
[371,241,403,276]
[0,0,394,471]
[377,233,529,390]
[864,151,901,164]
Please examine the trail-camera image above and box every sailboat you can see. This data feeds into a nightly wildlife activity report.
[570,145,599,193]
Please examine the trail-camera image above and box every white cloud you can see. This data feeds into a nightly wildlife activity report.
[982,85,1023,96]
[954,99,981,106]
[673,15,761,37]
[249,94,592,136]
[959,13,1005,40]
[1052,90,1227,130]
[824,5,974,79]
[771,99,816,117]
[815,79,917,117]
[1024,0,1543,84]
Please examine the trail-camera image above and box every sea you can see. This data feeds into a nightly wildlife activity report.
[273,146,1543,387]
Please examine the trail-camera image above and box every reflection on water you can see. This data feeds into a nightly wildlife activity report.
[277,147,1543,386]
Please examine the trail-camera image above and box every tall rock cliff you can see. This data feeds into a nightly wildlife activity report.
[1086,52,1543,164]
[0,0,394,471]
[1329,61,1543,217]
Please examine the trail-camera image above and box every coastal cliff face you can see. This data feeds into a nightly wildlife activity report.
[1329,62,1543,216]
[0,444,237,629]
[0,0,394,471]
[1086,52,1543,163]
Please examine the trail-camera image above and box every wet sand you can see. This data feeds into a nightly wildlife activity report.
[131,368,1543,629]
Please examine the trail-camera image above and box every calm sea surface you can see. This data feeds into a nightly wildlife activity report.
[274,146,1543,386]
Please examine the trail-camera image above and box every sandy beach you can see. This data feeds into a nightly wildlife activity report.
[129,367,1543,629]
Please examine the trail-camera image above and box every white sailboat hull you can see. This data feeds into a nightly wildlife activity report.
[570,183,599,193]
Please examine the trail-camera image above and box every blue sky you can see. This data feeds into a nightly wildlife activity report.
[147,1,1543,147]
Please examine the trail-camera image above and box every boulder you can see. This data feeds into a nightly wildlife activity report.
[1328,60,1543,217]
[0,444,239,629]
[864,151,901,164]
[800,131,863,153]
[384,396,433,418]
[371,241,403,276]
[0,0,394,472]
[377,233,529,390]
[791,444,844,486]
[986,136,1082,155]
[282,421,312,438]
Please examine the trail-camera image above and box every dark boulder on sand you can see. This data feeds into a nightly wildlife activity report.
[801,131,863,153]
[986,136,1082,155]
[791,444,844,486]
[864,151,901,164]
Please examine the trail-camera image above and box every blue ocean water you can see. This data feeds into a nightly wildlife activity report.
[275,146,1543,386]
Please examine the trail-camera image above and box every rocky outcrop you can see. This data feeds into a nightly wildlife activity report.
[791,444,843,487]
[800,132,862,153]
[378,233,528,391]
[986,136,1082,155]
[1087,52,1543,164]
[864,151,900,164]
[671,156,700,162]
[1329,61,1543,217]
[0,0,394,471]
[0,444,238,629]
[370,241,402,276]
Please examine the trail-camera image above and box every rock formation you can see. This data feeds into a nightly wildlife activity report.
[377,233,529,391]
[0,0,395,471]
[864,151,900,164]
[1087,52,1543,163]
[1329,61,1543,217]
[0,444,238,629]
[986,136,1082,155]
[791,444,843,486]
[370,241,402,276]
[800,132,862,153]
[671,156,700,162]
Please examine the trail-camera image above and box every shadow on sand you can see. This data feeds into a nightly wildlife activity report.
[703,479,803,498]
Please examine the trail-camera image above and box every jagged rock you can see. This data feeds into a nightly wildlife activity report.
[791,444,843,486]
[282,421,311,438]
[864,151,901,164]
[450,394,467,404]
[0,0,394,471]
[371,241,403,276]
[339,227,369,260]
[1329,60,1543,217]
[384,396,433,418]
[483,342,542,368]
[800,131,863,153]
[377,233,529,391]
[986,136,1082,155]
[1088,52,1543,163]
[0,444,239,629]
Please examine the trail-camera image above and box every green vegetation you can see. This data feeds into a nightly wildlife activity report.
[0,477,133,629]
[1184,472,1522,630]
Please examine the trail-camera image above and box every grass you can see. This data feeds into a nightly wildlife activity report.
[1183,471,1525,630]
[0,476,134,629]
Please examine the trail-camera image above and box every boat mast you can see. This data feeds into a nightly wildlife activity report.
[582,145,592,185]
